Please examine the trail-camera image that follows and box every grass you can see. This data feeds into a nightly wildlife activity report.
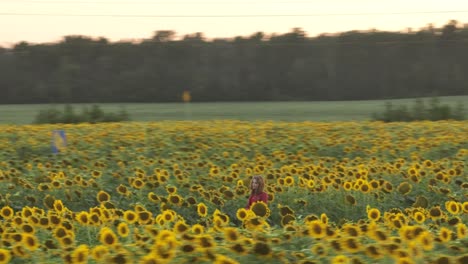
[0,95,466,124]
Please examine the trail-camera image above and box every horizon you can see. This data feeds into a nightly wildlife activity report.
[1,19,466,49]
[2,0,468,48]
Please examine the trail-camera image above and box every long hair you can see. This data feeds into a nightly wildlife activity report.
[250,175,265,195]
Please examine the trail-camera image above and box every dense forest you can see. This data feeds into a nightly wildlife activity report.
[0,20,467,103]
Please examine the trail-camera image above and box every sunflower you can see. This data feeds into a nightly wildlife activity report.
[340,237,362,253]
[197,234,215,249]
[252,242,271,257]
[131,178,145,189]
[365,245,383,259]
[49,213,62,226]
[58,235,75,248]
[213,254,239,264]
[320,213,328,224]
[197,203,208,218]
[53,200,65,213]
[439,227,453,242]
[456,223,467,239]
[123,210,138,224]
[342,223,362,237]
[12,245,29,259]
[311,244,328,256]
[331,255,349,264]
[397,182,412,195]
[162,210,175,222]
[307,220,326,239]
[417,231,434,251]
[0,206,14,219]
[281,214,296,227]
[251,202,270,218]
[75,212,90,225]
[138,211,152,225]
[429,206,443,220]
[382,181,393,193]
[304,214,319,223]
[412,196,429,208]
[359,182,371,193]
[116,184,130,196]
[463,202,468,213]
[367,208,381,222]
[99,227,119,246]
[369,180,380,189]
[445,201,461,215]
[395,257,414,264]
[284,176,295,186]
[223,227,240,242]
[22,233,39,251]
[107,251,132,264]
[343,181,353,191]
[96,191,111,203]
[345,195,357,206]
[229,243,247,255]
[278,205,294,217]
[368,228,388,242]
[0,248,11,264]
[20,224,35,234]
[180,243,196,254]
[191,224,205,235]
[173,221,189,234]
[71,244,89,264]
[117,222,130,238]
[186,196,197,205]
[139,252,163,264]
[147,192,160,203]
[168,194,183,206]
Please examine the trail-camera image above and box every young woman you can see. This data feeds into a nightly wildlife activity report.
[246,175,268,209]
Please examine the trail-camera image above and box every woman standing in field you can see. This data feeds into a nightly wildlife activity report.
[246,175,268,209]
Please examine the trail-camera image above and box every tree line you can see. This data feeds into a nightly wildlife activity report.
[0,20,467,104]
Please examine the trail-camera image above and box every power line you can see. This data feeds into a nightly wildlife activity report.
[0,0,332,4]
[1,10,468,18]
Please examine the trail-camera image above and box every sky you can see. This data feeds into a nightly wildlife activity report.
[1,0,468,47]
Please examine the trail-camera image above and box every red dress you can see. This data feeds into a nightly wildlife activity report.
[246,192,268,209]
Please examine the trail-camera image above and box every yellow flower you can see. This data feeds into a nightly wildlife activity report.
[0,206,14,219]
[0,249,12,264]
[197,203,208,217]
[123,210,138,224]
[214,254,240,264]
[367,208,381,222]
[445,201,461,215]
[96,191,111,203]
[439,227,452,242]
[71,244,89,264]
[53,200,65,213]
[331,255,349,264]
[173,220,189,234]
[251,202,270,218]
[412,211,426,224]
[223,227,240,242]
[99,227,118,246]
[91,245,109,261]
[456,223,467,239]
[307,220,326,239]
[417,231,434,251]
[22,233,40,251]
[191,224,205,234]
[117,222,130,237]
[251,242,271,257]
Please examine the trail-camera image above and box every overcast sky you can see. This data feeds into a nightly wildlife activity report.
[1,0,468,47]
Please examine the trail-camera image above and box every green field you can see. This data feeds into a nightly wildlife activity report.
[0,96,466,124]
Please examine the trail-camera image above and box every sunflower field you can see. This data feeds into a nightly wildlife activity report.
[0,120,467,264]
